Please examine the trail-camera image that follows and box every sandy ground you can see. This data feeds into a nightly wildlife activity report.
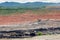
[0,34,60,40]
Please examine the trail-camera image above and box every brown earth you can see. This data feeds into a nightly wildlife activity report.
[0,11,60,25]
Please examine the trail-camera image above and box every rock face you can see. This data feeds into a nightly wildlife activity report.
[0,19,60,38]
[0,19,60,31]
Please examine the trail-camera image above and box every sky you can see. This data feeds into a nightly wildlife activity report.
[0,0,59,3]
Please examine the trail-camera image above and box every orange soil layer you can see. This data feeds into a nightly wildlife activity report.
[0,13,60,25]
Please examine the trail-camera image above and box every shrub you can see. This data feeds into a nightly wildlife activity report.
[37,32,43,36]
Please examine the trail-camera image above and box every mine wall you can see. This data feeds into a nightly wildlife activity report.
[0,27,60,38]
[0,20,60,38]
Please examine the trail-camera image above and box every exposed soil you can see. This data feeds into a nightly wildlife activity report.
[0,11,60,25]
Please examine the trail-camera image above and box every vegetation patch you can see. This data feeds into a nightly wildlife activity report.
[37,32,43,36]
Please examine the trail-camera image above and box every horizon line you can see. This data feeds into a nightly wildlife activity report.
[0,1,60,3]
